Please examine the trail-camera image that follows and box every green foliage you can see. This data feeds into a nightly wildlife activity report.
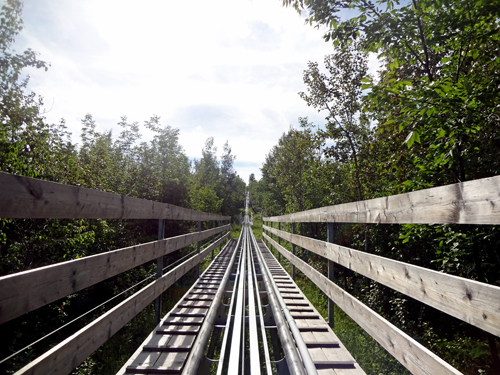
[190,137,246,220]
[268,1,500,373]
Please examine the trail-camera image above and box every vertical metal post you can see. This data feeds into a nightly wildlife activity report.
[327,222,335,328]
[212,220,216,260]
[155,219,165,325]
[196,221,201,278]
[278,222,281,262]
[292,222,296,280]
[219,220,223,252]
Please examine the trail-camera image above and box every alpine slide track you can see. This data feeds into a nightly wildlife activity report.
[1,172,500,375]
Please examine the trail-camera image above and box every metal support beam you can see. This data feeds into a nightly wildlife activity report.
[196,221,201,278]
[212,220,216,260]
[278,222,281,263]
[327,222,335,329]
[155,219,165,325]
[219,220,223,252]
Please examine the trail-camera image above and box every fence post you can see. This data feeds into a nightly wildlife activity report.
[196,221,201,278]
[278,222,281,263]
[327,222,335,328]
[155,219,165,325]
[292,222,296,280]
[219,220,223,252]
[212,220,216,260]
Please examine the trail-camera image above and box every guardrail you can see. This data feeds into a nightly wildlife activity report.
[0,172,231,374]
[263,175,500,375]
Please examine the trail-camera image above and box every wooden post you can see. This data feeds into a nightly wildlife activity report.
[292,222,296,280]
[196,221,201,278]
[327,222,335,329]
[278,222,281,263]
[154,219,165,325]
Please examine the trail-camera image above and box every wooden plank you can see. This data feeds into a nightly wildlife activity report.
[264,225,500,338]
[0,225,230,324]
[0,172,230,221]
[263,233,463,375]
[14,233,229,375]
[264,175,500,224]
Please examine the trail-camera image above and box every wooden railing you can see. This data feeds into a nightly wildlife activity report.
[0,172,231,375]
[263,175,500,375]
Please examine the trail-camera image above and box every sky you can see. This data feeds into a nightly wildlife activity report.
[13,0,378,182]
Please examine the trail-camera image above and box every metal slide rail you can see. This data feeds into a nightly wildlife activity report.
[118,239,238,374]
[122,193,364,375]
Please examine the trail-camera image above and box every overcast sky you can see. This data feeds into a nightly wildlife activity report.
[14,0,376,182]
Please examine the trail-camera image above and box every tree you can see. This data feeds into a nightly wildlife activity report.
[259,120,330,216]
[300,44,370,203]
[285,0,500,184]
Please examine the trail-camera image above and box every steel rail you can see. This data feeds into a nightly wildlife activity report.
[215,231,245,375]
[228,221,247,373]
[247,223,261,375]
[256,235,319,375]
[248,228,272,375]
[251,233,307,375]
[181,237,240,375]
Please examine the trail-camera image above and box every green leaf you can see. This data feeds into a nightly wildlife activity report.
[405,131,415,148]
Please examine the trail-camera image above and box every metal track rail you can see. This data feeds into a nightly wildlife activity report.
[256,239,366,374]
[119,199,365,375]
[117,239,237,375]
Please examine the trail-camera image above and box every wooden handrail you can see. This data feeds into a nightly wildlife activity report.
[264,224,500,337]
[264,175,500,224]
[0,225,230,324]
[0,172,230,221]
[14,233,230,375]
[263,233,462,375]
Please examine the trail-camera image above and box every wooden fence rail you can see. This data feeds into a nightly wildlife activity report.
[263,225,500,337]
[15,233,230,375]
[0,225,230,324]
[265,175,500,224]
[263,233,461,375]
[0,172,230,221]
[263,175,500,375]
[0,172,231,375]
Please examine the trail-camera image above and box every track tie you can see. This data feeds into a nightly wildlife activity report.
[305,341,340,348]
[298,326,329,332]
[125,365,182,374]
[288,308,314,313]
[143,345,191,352]
[177,304,211,309]
[189,292,216,295]
[314,360,356,369]
[156,329,198,335]
[163,321,203,326]
[291,314,320,319]
[170,312,206,318]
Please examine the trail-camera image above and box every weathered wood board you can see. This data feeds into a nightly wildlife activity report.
[264,225,500,338]
[0,172,230,221]
[264,233,462,375]
[14,233,229,375]
[0,225,229,324]
[264,175,500,224]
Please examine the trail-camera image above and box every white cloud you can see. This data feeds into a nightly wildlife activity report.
[13,0,377,181]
